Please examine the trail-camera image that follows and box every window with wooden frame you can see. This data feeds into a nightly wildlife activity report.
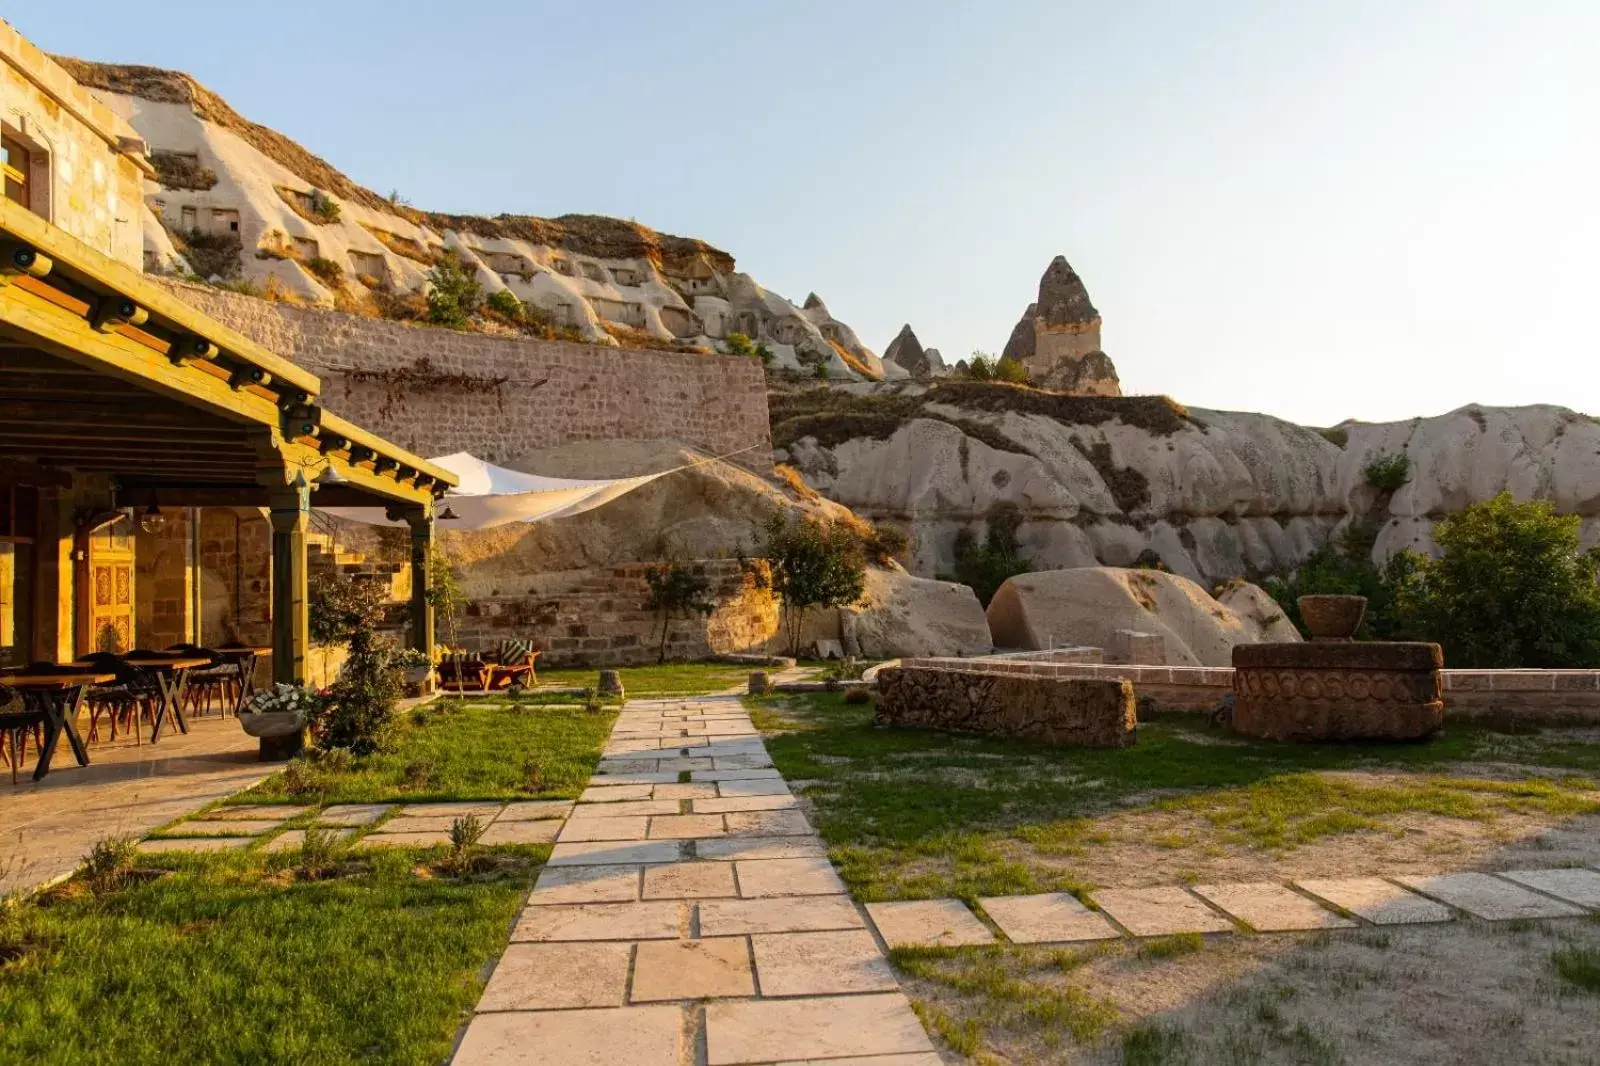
[2,132,30,210]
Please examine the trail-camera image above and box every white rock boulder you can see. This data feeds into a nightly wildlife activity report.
[843,568,993,659]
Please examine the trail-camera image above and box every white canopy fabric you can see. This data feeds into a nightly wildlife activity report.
[319,451,675,530]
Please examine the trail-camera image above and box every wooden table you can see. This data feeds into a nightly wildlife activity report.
[77,656,209,743]
[214,646,270,715]
[0,671,114,781]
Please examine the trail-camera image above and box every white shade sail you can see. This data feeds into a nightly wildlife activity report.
[319,451,675,530]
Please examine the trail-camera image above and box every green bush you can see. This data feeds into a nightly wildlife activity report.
[942,503,1032,607]
[149,151,217,191]
[965,353,996,381]
[425,251,483,328]
[1398,492,1600,668]
[310,192,341,223]
[1364,452,1412,492]
[759,514,867,656]
[1263,521,1416,641]
[722,332,757,357]
[993,355,1030,385]
[1318,426,1350,448]
[485,289,523,320]
[643,562,715,663]
[863,522,910,565]
[305,256,343,287]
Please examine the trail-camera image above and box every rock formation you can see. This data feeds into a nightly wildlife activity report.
[1000,303,1037,364]
[1025,256,1119,395]
[842,569,992,658]
[54,57,885,381]
[882,324,944,379]
[986,568,1300,667]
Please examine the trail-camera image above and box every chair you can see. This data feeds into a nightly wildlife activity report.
[168,644,238,718]
[79,652,157,744]
[435,653,490,693]
[483,639,540,691]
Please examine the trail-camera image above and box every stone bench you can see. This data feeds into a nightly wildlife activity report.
[873,666,1136,747]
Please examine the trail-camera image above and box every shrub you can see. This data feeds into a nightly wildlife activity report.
[643,562,716,663]
[814,362,829,380]
[171,227,243,280]
[993,355,1031,385]
[759,514,867,656]
[1397,492,1600,667]
[296,825,343,879]
[308,570,387,649]
[82,835,138,894]
[425,251,483,328]
[842,687,872,705]
[943,502,1032,607]
[863,522,910,565]
[443,814,488,873]
[305,256,343,287]
[1318,426,1349,448]
[1364,452,1412,492]
[485,289,523,320]
[1263,520,1417,640]
[319,630,402,755]
[966,353,996,381]
[149,150,218,191]
[722,332,757,357]
[309,192,341,223]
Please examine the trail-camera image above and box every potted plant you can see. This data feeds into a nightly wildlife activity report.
[238,683,324,760]
[392,646,433,693]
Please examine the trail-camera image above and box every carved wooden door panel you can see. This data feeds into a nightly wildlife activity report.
[88,515,134,653]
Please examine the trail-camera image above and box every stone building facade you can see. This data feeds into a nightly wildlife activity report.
[154,282,774,472]
[0,20,149,267]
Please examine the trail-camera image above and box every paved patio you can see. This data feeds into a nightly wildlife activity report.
[453,694,940,1066]
[1,715,266,896]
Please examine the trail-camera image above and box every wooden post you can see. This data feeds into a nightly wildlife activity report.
[403,506,435,664]
[266,474,310,687]
[30,485,73,663]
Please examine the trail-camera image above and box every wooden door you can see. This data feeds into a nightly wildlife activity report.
[86,514,135,654]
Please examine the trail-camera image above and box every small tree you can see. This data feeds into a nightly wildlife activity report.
[993,355,1031,385]
[643,562,716,663]
[759,514,867,656]
[966,352,996,381]
[944,503,1033,606]
[425,251,483,328]
[485,289,523,321]
[1397,492,1600,667]
[1364,452,1412,492]
[426,545,464,652]
[306,572,398,754]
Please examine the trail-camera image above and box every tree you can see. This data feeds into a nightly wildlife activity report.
[759,514,867,656]
[966,352,996,381]
[643,562,716,663]
[305,570,399,754]
[1397,492,1600,667]
[944,503,1032,606]
[425,251,482,328]
[993,355,1031,385]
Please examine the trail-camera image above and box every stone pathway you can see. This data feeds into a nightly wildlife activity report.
[453,695,939,1066]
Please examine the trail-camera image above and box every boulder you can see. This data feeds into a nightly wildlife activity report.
[843,568,993,659]
[985,567,1299,667]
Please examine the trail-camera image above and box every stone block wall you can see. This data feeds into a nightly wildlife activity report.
[153,282,774,473]
[446,559,778,668]
[875,664,1136,747]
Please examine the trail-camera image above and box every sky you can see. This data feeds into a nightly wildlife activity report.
[15,1,1600,425]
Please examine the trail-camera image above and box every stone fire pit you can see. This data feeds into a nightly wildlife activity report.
[1232,641,1444,742]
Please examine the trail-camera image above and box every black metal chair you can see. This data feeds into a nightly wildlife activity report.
[167,644,237,718]
[79,651,157,745]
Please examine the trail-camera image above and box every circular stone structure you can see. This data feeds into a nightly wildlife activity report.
[1231,641,1444,742]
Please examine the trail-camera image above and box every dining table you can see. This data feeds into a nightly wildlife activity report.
[214,646,270,715]
[0,670,114,781]
[76,654,210,743]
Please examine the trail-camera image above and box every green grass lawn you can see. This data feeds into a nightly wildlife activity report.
[237,701,616,804]
[533,660,751,698]
[750,693,1600,901]
[0,848,539,1066]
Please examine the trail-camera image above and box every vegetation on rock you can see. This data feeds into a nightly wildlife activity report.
[148,150,217,191]
[424,250,483,328]
[758,514,866,656]
[942,503,1033,607]
[1364,452,1412,492]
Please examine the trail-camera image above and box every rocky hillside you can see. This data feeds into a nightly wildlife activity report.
[53,58,884,381]
[774,384,1600,585]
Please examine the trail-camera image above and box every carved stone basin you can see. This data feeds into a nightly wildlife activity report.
[1232,641,1444,742]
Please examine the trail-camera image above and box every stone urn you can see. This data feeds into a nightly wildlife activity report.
[1298,595,1367,642]
[597,669,625,700]
[748,671,771,696]
[239,710,307,761]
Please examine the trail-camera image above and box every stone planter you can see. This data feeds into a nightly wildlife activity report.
[402,666,433,697]
[239,710,307,761]
[1232,641,1444,742]
[1298,595,1367,641]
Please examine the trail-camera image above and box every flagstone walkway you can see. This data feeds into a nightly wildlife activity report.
[452,694,941,1066]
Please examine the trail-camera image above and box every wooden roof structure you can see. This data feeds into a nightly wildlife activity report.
[0,198,456,507]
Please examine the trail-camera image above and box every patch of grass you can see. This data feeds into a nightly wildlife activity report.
[0,848,537,1064]
[532,662,749,698]
[1552,946,1600,993]
[1138,933,1205,960]
[241,703,614,803]
[1122,1021,1192,1065]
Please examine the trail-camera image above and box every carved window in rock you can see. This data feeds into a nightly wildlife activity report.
[659,306,697,338]
[292,236,319,261]
[769,317,807,345]
[550,257,575,277]
[591,297,643,327]
[180,205,198,232]
[349,249,387,284]
[611,267,641,287]
[732,311,763,339]
[209,208,240,235]
[701,311,727,339]
[578,261,609,283]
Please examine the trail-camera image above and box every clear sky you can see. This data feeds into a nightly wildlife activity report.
[16,1,1599,425]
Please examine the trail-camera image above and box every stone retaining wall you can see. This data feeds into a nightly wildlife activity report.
[154,282,774,473]
[906,658,1600,723]
[874,664,1136,747]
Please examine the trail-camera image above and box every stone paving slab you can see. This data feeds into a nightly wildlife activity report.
[752,930,899,996]
[725,810,813,837]
[650,814,726,838]
[1091,886,1236,936]
[548,840,684,866]
[580,784,655,803]
[737,857,847,898]
[1395,873,1587,920]
[478,941,631,1010]
[355,830,452,849]
[163,819,284,837]
[198,804,308,821]
[632,937,756,1001]
[1295,878,1454,925]
[529,865,644,904]
[707,993,935,1065]
[568,799,682,820]
[652,783,720,801]
[558,816,650,843]
[263,828,356,853]
[1193,883,1355,932]
[587,771,679,785]
[643,861,739,899]
[693,795,803,814]
[397,802,504,819]
[513,901,683,942]
[479,820,562,845]
[452,1006,683,1066]
[866,899,995,948]
[696,836,827,862]
[692,769,784,782]
[373,816,472,834]
[316,804,393,826]
[1500,868,1600,908]
[137,836,253,853]
[715,759,780,776]
[772,1056,945,1066]
[700,895,866,935]
[494,801,575,821]
[979,893,1122,943]
[656,757,715,773]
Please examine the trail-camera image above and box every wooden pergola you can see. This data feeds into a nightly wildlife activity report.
[0,197,457,684]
